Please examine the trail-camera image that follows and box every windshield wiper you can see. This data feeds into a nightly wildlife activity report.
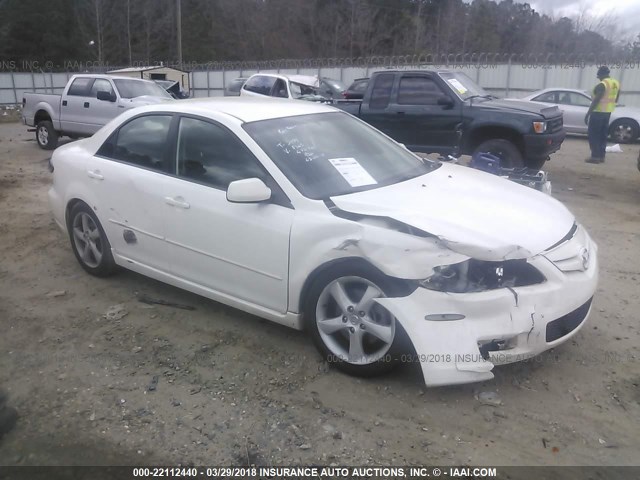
[466,94,493,102]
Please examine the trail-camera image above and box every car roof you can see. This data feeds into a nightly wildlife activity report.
[71,74,155,83]
[247,72,319,88]
[528,88,589,96]
[138,96,337,123]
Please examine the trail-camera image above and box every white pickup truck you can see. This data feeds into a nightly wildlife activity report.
[22,74,173,149]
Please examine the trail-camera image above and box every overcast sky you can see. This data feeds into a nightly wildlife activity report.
[522,0,640,41]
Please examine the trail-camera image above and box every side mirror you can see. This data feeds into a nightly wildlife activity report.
[97,91,116,102]
[226,178,271,203]
[437,95,454,108]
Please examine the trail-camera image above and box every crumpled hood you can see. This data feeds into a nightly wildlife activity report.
[330,163,575,260]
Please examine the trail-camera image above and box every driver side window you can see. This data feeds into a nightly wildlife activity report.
[175,117,267,190]
[90,79,114,98]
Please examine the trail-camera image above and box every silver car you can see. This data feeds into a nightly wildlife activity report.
[520,88,640,143]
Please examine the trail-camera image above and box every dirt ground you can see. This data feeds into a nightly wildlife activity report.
[0,122,639,468]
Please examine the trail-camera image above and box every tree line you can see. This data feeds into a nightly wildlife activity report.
[0,0,638,70]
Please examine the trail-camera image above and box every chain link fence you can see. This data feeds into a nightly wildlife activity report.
[3,52,640,106]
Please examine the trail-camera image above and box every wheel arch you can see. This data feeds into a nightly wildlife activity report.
[34,109,52,125]
[464,125,524,154]
[65,198,88,229]
[297,256,417,317]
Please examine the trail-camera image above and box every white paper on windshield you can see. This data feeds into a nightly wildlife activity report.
[447,78,468,94]
[328,157,377,187]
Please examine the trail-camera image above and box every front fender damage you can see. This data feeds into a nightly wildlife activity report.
[330,215,468,280]
[375,287,540,387]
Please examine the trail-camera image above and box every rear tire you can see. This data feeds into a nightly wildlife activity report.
[473,139,524,168]
[67,202,116,277]
[609,119,639,144]
[305,262,404,377]
[36,120,58,150]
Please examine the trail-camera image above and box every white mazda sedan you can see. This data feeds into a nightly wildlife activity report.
[49,98,598,387]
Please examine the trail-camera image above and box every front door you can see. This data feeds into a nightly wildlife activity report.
[387,73,461,153]
[162,116,293,313]
[85,78,121,133]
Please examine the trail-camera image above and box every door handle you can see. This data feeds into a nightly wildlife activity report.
[87,169,104,180]
[62,100,67,106]
[396,111,405,115]
[164,196,190,209]
[84,102,90,108]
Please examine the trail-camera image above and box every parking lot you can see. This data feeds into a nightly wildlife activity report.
[0,122,639,467]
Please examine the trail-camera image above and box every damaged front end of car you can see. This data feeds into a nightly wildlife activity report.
[311,201,598,387]
[375,225,597,387]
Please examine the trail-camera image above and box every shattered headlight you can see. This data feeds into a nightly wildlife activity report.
[419,259,545,293]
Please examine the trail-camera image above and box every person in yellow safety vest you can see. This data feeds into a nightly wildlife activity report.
[585,66,620,164]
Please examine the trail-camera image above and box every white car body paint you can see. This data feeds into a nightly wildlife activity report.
[49,97,598,386]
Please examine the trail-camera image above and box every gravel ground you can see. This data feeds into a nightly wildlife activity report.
[0,123,639,467]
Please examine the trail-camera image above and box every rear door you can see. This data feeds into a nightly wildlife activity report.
[558,92,591,133]
[89,114,175,272]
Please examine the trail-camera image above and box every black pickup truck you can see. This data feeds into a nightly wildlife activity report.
[335,70,565,169]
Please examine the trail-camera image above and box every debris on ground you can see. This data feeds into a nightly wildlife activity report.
[605,144,623,153]
[104,304,128,321]
[45,290,67,298]
[137,294,196,311]
[476,391,503,407]
[147,375,159,392]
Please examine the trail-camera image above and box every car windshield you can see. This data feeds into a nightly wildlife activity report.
[438,72,491,101]
[243,112,438,199]
[114,79,172,99]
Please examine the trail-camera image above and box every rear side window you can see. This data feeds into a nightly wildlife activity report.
[533,92,556,103]
[398,76,442,105]
[67,78,94,96]
[243,76,277,96]
[98,115,173,172]
[369,74,394,109]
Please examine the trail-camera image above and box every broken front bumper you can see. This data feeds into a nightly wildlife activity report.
[376,231,598,387]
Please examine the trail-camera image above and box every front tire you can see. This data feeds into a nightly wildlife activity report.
[473,139,524,168]
[36,120,59,150]
[305,263,403,377]
[609,119,639,144]
[67,202,116,277]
